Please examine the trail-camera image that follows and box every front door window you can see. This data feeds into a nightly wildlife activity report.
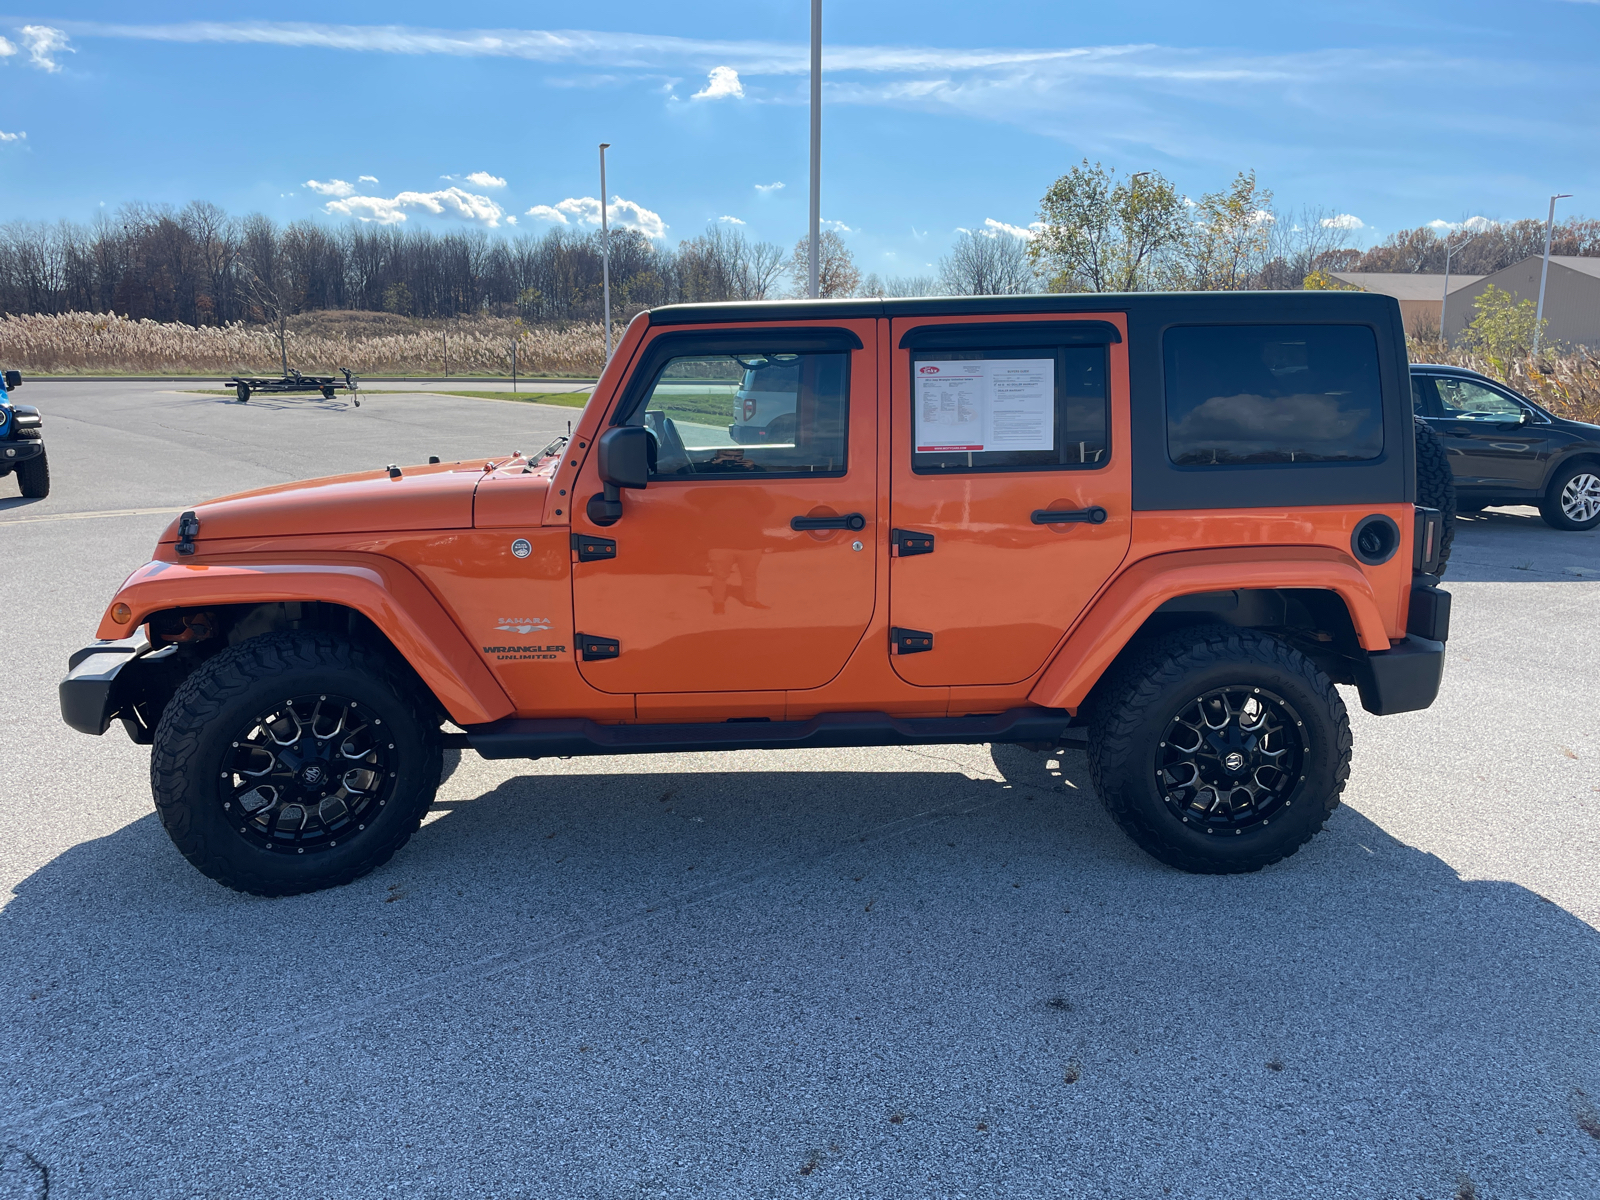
[639,352,849,477]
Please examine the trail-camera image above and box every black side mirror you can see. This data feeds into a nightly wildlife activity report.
[4,370,20,390]
[587,425,651,526]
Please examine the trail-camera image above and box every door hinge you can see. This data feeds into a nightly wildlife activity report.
[891,627,934,655]
[571,533,617,562]
[577,634,620,661]
[891,529,934,557]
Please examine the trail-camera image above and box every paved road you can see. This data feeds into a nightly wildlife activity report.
[1,383,1597,1199]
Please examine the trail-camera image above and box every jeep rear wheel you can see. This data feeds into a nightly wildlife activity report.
[16,449,48,498]
[151,631,442,896]
[1087,625,1351,874]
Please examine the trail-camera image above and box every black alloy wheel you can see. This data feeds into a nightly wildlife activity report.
[152,630,441,895]
[1156,686,1306,835]
[1087,625,1350,874]
[221,693,395,854]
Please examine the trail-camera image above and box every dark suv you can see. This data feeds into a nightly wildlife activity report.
[0,369,47,498]
[1411,364,1600,530]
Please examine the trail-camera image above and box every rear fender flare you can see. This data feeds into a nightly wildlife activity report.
[95,554,514,726]
[1028,546,1391,712]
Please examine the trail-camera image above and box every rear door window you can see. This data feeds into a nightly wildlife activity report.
[1164,325,1385,465]
[909,345,1109,473]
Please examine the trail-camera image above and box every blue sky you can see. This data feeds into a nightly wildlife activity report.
[0,2,1595,277]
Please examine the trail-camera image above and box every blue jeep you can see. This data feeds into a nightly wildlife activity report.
[0,369,47,498]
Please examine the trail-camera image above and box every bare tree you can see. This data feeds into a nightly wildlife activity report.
[939,231,1039,295]
[237,214,297,375]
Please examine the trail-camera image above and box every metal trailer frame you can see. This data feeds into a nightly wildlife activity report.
[228,368,361,406]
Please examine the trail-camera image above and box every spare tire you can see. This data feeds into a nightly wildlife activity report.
[1414,418,1455,576]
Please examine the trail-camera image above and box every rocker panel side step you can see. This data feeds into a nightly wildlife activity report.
[458,706,1078,760]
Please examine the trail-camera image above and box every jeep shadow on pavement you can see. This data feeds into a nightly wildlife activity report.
[61,291,1453,896]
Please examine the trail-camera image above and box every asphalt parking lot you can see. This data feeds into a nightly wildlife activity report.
[2,381,1598,1199]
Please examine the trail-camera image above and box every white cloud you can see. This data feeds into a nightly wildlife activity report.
[325,186,505,227]
[19,26,72,72]
[1429,215,1497,233]
[358,174,379,184]
[525,195,667,238]
[754,181,785,194]
[1250,209,1274,225]
[717,214,745,224]
[464,171,506,188]
[983,217,1041,239]
[690,65,744,100]
[0,37,15,59]
[506,215,518,225]
[0,130,26,142]
[1321,213,1365,231]
[304,178,357,197]
[821,218,854,233]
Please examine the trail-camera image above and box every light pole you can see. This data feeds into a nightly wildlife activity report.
[1533,192,1571,356]
[807,0,821,299]
[599,142,613,361]
[1439,228,1480,346]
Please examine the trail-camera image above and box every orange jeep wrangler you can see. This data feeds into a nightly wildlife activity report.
[60,294,1451,896]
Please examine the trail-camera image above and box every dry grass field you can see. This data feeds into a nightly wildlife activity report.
[0,310,606,378]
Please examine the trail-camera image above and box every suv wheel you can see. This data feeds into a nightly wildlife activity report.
[151,631,442,896]
[1087,625,1351,874]
[16,449,48,498]
[1539,462,1600,531]
[1413,419,1455,573]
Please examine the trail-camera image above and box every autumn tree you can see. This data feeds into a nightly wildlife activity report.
[1184,171,1274,290]
[1029,160,1187,292]
[789,230,860,298]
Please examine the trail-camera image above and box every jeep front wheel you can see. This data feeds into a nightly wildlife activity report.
[151,631,442,896]
[16,449,48,498]
[1087,626,1351,874]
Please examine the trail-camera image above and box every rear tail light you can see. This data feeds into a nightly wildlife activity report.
[1413,507,1444,574]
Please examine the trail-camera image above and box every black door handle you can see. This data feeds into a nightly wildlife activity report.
[1031,506,1107,525]
[791,512,866,531]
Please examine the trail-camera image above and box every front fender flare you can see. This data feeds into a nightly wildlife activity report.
[1028,546,1392,712]
[95,554,514,726]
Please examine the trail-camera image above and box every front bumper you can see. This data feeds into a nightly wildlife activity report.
[60,635,157,735]
[0,438,43,464]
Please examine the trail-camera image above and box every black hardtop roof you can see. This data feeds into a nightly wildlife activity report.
[647,290,1400,326]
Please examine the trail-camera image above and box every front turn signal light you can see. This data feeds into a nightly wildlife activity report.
[111,602,132,625]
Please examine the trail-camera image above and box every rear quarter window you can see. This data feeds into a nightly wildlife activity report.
[1164,325,1384,466]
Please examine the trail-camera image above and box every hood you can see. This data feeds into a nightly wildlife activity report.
[158,461,485,545]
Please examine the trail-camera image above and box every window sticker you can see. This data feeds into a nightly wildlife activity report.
[914,358,1054,453]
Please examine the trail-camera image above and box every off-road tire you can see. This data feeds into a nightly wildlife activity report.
[1087,625,1352,874]
[151,631,442,896]
[1538,460,1600,531]
[1414,418,1455,574]
[15,449,48,498]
